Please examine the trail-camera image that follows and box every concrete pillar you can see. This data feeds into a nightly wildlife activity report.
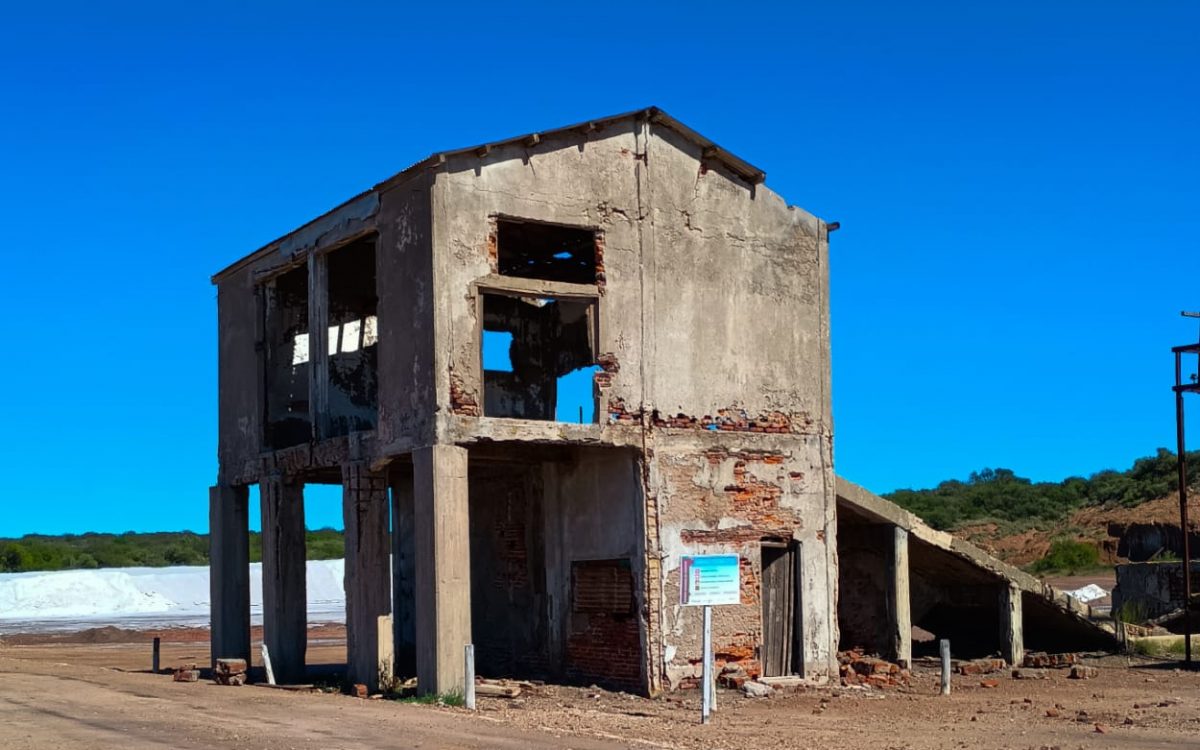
[413,445,472,696]
[390,471,417,677]
[887,526,912,668]
[342,461,391,692]
[1000,583,1024,666]
[260,473,307,684]
[209,484,250,669]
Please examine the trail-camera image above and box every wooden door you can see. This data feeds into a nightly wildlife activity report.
[761,541,802,677]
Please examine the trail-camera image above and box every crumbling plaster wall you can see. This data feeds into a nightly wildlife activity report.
[374,172,437,453]
[430,120,643,427]
[652,434,836,687]
[217,265,262,480]
[428,117,836,692]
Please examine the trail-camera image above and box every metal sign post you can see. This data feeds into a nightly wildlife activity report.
[680,554,741,725]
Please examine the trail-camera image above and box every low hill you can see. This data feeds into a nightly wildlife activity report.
[884,448,1200,573]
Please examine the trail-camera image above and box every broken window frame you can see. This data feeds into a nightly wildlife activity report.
[255,230,381,449]
[474,277,601,424]
[257,258,313,450]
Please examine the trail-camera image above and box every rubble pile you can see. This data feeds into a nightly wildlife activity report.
[838,650,911,688]
[214,658,247,686]
[1022,651,1081,668]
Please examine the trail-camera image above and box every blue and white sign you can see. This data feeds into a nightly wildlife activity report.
[679,554,741,607]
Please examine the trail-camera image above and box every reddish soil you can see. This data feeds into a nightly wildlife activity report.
[3,627,1200,749]
[957,494,1199,568]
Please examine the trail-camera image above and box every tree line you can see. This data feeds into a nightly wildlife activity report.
[885,447,1200,531]
[0,529,345,573]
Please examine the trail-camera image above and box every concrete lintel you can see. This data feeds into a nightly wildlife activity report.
[413,444,472,695]
[209,484,251,669]
[473,274,600,300]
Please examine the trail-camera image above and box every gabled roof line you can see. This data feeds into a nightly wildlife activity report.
[212,107,766,283]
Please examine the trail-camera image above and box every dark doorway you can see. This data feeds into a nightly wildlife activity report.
[761,541,803,677]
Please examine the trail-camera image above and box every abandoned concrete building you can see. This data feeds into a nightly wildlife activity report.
[209,108,1112,696]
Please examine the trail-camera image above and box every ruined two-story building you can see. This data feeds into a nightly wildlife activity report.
[209,108,838,695]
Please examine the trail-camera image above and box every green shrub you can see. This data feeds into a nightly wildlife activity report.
[1029,539,1100,574]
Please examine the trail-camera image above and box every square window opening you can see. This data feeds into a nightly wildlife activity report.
[481,293,598,422]
[496,218,598,284]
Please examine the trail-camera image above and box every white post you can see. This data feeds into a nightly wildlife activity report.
[939,639,951,696]
[464,644,476,710]
[261,642,276,686]
[701,605,713,724]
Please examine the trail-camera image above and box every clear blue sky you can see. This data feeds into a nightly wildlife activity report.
[1,2,1197,536]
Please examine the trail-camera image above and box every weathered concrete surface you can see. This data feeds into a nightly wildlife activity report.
[259,473,307,684]
[413,445,472,695]
[209,484,250,668]
[1112,560,1200,620]
[836,477,1117,653]
[889,527,912,667]
[389,470,416,678]
[342,461,391,692]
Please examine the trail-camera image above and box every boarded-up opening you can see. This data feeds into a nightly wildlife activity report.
[566,558,639,688]
[496,218,598,284]
[481,293,598,422]
[761,540,803,677]
[325,235,378,436]
[263,263,311,449]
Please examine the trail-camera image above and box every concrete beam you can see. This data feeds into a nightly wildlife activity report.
[209,484,250,669]
[888,526,912,668]
[413,445,472,696]
[1000,583,1024,666]
[342,461,391,692]
[260,474,307,684]
[390,471,417,677]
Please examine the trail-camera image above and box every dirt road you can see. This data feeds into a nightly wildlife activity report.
[3,631,1200,749]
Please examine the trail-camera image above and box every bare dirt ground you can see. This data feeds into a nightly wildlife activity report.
[3,628,1200,749]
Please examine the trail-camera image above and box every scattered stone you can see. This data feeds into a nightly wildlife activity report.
[838,651,910,688]
[1023,652,1080,669]
[1094,723,1107,734]
[353,683,368,699]
[1123,716,1135,725]
[741,681,774,699]
[1045,708,1061,718]
[1068,666,1098,680]
[980,680,999,689]
[1012,668,1049,680]
[1157,698,1181,707]
[956,658,1007,675]
[173,666,200,683]
[214,658,248,687]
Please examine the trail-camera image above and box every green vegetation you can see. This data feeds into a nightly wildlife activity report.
[0,529,344,573]
[1130,635,1199,658]
[393,690,465,707]
[1029,539,1101,575]
[885,448,1200,531]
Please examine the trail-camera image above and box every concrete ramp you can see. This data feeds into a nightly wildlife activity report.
[836,477,1117,663]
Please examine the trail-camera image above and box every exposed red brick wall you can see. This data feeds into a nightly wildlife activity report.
[565,559,641,690]
[448,366,480,416]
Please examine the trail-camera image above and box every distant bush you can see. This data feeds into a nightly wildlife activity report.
[0,529,346,573]
[1029,539,1101,574]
